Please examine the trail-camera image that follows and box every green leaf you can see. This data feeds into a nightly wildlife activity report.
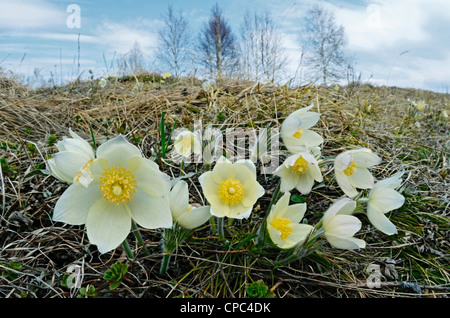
[290,195,305,203]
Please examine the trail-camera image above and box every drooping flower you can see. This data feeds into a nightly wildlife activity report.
[267,192,313,249]
[280,105,323,154]
[173,130,202,158]
[274,152,323,194]
[169,180,211,230]
[52,135,172,254]
[366,171,405,235]
[198,156,265,219]
[322,198,366,249]
[47,128,95,185]
[201,125,223,165]
[334,148,382,198]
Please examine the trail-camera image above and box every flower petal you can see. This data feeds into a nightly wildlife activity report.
[335,171,359,198]
[325,233,366,249]
[169,180,190,221]
[295,173,314,195]
[370,188,405,213]
[371,171,404,193]
[322,198,356,228]
[86,199,131,254]
[277,166,299,192]
[127,189,173,229]
[367,204,398,235]
[325,214,362,237]
[348,167,375,189]
[284,203,307,223]
[51,151,92,182]
[53,183,102,225]
[288,224,313,246]
[96,135,142,167]
[177,206,211,230]
[350,149,382,167]
[334,152,353,172]
[128,156,171,197]
[300,129,324,148]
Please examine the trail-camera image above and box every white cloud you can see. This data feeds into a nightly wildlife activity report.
[92,19,161,55]
[0,0,66,30]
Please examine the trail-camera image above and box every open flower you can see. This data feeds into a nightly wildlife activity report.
[334,148,382,198]
[47,128,95,185]
[199,156,265,219]
[275,152,323,194]
[280,105,323,154]
[267,192,313,249]
[367,171,405,235]
[173,130,202,158]
[99,77,107,88]
[322,198,366,249]
[52,135,172,254]
[169,180,211,230]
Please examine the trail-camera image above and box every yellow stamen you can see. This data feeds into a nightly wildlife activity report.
[291,155,308,174]
[74,159,94,183]
[99,166,137,205]
[217,178,244,205]
[271,217,293,241]
[343,161,357,176]
[293,127,303,139]
[187,204,192,212]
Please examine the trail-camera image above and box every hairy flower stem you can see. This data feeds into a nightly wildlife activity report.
[160,253,172,275]
[121,239,134,260]
[131,222,150,256]
[217,217,225,239]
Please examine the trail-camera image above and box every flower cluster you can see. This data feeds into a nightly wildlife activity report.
[47,104,406,272]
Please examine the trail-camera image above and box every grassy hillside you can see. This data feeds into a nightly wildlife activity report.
[0,74,448,298]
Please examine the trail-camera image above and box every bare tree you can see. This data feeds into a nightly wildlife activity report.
[240,10,288,83]
[299,5,348,85]
[156,4,191,78]
[197,3,238,79]
[126,41,145,74]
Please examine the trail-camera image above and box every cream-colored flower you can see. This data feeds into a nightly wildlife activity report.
[275,152,323,194]
[334,148,382,198]
[99,77,107,88]
[199,156,265,219]
[267,192,313,249]
[52,135,172,254]
[367,172,405,235]
[281,105,323,154]
[322,198,366,249]
[173,130,202,158]
[169,180,211,230]
[47,129,95,186]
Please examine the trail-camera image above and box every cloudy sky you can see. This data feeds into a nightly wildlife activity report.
[0,0,449,92]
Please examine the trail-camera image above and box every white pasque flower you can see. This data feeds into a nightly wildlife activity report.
[334,148,382,198]
[267,192,313,249]
[322,198,366,249]
[52,135,172,254]
[199,156,265,219]
[280,105,323,154]
[169,180,211,230]
[173,130,202,158]
[275,152,323,194]
[47,128,95,186]
[367,171,405,235]
[99,77,107,88]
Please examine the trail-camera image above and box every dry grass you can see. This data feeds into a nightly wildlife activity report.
[0,74,449,298]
